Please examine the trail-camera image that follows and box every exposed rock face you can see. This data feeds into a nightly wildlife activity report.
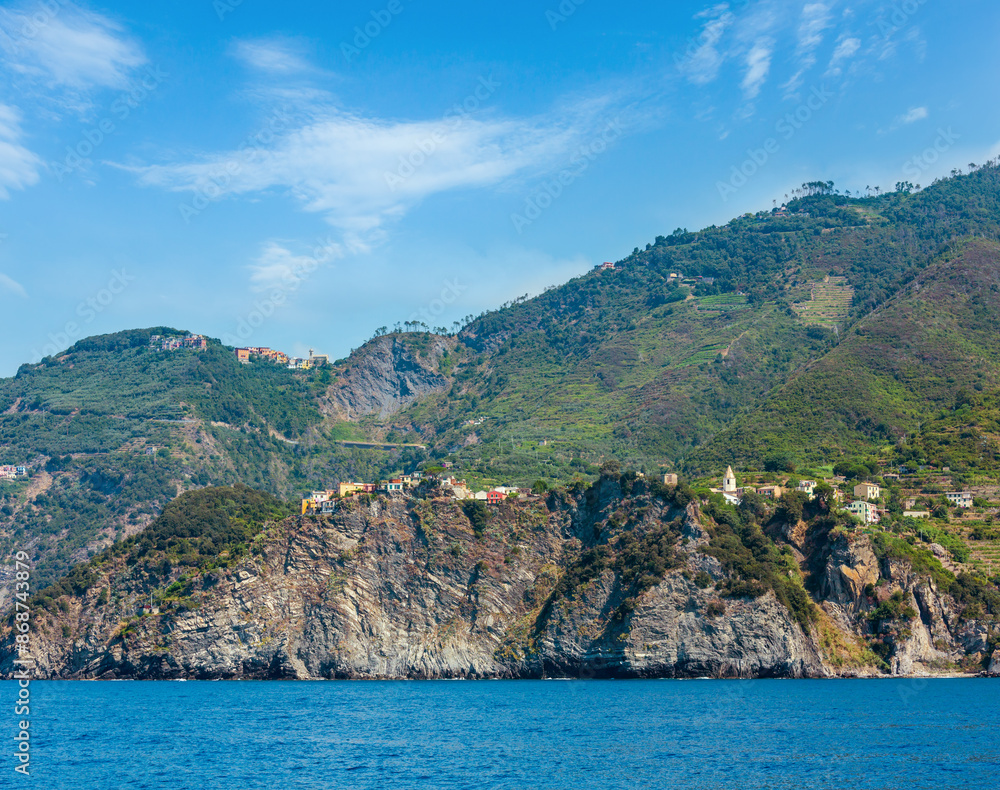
[2,482,991,680]
[816,533,880,614]
[813,533,993,677]
[325,335,454,420]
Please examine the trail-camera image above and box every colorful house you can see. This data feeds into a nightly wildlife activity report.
[846,500,880,525]
[757,485,784,500]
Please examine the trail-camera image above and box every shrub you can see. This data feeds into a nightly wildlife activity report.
[461,500,490,538]
[867,590,918,622]
[694,570,713,589]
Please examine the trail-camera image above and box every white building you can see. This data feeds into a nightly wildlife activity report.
[797,480,817,496]
[946,491,973,509]
[723,466,737,494]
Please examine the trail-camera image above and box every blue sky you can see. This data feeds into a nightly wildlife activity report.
[1,0,998,375]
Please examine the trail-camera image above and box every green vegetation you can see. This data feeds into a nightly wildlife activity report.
[461,500,490,539]
[377,164,1000,482]
[8,166,1000,600]
[703,499,817,631]
[867,590,918,623]
[30,485,292,611]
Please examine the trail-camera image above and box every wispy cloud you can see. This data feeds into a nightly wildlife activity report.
[0,2,145,92]
[824,36,861,77]
[782,2,833,97]
[679,5,734,86]
[249,240,343,291]
[898,106,928,125]
[125,94,632,245]
[232,38,314,74]
[0,271,27,298]
[741,38,774,100]
[0,103,40,197]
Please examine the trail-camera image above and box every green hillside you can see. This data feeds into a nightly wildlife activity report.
[692,238,1000,472]
[0,331,423,589]
[4,165,1000,590]
[379,166,1000,481]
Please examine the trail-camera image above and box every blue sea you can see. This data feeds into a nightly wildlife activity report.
[4,678,998,789]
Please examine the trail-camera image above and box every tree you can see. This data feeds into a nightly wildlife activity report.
[812,482,835,511]
[600,459,621,476]
[764,453,795,473]
[738,491,767,523]
[776,491,809,524]
[532,479,548,494]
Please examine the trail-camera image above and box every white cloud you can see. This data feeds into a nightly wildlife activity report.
[0,271,27,298]
[679,6,734,85]
[125,96,627,245]
[782,2,833,97]
[899,106,928,124]
[248,240,344,292]
[741,39,774,100]
[232,38,313,74]
[825,36,861,76]
[0,3,145,91]
[797,3,832,56]
[0,104,40,198]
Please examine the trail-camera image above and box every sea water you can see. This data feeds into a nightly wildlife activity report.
[4,678,998,789]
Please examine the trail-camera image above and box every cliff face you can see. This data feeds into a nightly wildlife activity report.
[325,335,455,420]
[814,531,994,676]
[2,480,991,680]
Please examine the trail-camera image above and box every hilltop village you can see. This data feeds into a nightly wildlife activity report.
[149,333,329,370]
[291,461,1000,577]
[705,464,977,527]
[300,472,535,514]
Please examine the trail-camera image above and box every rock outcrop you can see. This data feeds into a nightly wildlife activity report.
[325,335,455,420]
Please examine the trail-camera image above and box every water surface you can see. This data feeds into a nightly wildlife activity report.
[6,678,997,789]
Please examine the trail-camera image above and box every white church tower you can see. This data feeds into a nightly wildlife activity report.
[723,466,737,494]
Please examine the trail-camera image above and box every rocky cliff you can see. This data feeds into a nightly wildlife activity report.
[2,477,995,679]
[325,335,455,420]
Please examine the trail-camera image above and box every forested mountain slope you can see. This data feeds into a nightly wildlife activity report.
[693,239,1000,471]
[376,165,1000,480]
[4,166,1000,597]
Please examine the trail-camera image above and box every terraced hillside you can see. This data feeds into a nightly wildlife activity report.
[694,239,1000,472]
[792,276,854,328]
